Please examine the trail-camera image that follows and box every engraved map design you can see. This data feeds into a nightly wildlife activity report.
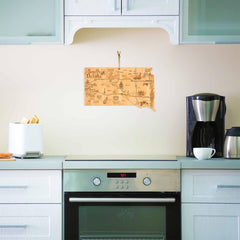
[85,67,155,111]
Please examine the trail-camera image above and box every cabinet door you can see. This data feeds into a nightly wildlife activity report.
[122,0,179,15]
[182,0,240,43]
[182,204,240,240]
[0,204,61,240]
[0,0,62,44]
[65,0,121,15]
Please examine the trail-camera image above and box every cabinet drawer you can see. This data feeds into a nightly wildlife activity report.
[0,204,61,240]
[182,170,240,203]
[0,170,61,203]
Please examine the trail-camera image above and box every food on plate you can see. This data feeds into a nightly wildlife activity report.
[0,153,12,159]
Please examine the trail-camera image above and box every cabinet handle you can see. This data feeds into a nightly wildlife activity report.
[217,185,240,189]
[0,42,31,45]
[27,33,52,37]
[0,185,28,189]
[215,41,240,44]
[127,0,130,11]
[113,0,121,11]
[0,225,27,228]
[114,0,118,11]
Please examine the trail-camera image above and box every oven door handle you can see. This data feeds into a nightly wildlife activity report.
[69,197,176,203]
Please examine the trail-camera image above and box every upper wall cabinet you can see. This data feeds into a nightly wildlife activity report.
[66,0,121,15]
[65,0,179,16]
[122,0,179,16]
[181,0,240,43]
[65,0,180,45]
[0,0,63,44]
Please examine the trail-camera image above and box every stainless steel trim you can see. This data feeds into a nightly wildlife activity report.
[0,225,27,228]
[80,233,165,240]
[0,185,28,189]
[22,151,41,159]
[192,99,220,121]
[69,197,176,203]
[217,185,240,189]
[64,169,180,192]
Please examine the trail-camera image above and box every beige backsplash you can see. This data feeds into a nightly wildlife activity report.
[0,28,239,156]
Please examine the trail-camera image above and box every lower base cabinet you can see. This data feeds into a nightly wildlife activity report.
[181,169,240,240]
[182,203,240,240]
[182,170,240,240]
[0,204,61,240]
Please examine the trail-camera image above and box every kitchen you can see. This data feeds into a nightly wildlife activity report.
[0,0,240,240]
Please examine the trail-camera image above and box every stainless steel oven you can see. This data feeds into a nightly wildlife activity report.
[64,169,181,240]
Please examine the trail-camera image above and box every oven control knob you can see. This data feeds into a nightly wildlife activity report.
[143,177,151,186]
[93,177,101,186]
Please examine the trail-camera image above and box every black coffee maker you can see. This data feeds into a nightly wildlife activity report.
[186,93,226,157]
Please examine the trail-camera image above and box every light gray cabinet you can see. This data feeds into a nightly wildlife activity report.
[65,0,179,16]
[181,0,240,43]
[0,0,63,44]
[182,170,240,240]
[122,0,179,15]
[182,203,240,240]
[65,0,121,16]
[64,0,180,45]
[0,170,62,240]
[0,204,62,240]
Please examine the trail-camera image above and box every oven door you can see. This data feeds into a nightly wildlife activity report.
[65,192,181,240]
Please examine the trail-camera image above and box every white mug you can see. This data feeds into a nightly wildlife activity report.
[193,147,216,160]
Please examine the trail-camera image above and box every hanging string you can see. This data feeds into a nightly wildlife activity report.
[117,51,121,70]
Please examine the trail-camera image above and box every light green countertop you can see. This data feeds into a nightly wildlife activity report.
[178,156,240,169]
[0,156,64,170]
[0,155,240,170]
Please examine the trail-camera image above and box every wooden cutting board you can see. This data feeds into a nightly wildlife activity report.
[0,158,16,161]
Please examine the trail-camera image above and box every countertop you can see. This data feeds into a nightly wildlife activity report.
[0,155,240,170]
[178,156,240,169]
[0,156,64,170]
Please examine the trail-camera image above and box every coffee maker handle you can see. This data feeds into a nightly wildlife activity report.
[223,102,227,116]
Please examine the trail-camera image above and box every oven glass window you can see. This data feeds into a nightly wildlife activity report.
[78,205,166,240]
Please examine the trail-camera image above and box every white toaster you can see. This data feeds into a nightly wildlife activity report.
[8,122,43,158]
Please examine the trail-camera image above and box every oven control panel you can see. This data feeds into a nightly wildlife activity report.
[64,169,180,192]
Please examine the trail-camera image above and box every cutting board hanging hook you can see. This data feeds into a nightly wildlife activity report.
[117,51,121,70]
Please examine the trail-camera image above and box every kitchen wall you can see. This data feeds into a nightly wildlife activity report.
[0,28,240,156]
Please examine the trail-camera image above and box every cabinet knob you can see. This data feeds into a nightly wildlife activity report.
[151,20,160,24]
[85,19,94,24]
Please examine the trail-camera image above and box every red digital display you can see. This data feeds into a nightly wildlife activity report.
[107,173,136,178]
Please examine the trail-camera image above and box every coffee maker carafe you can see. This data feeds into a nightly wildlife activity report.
[186,93,226,157]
